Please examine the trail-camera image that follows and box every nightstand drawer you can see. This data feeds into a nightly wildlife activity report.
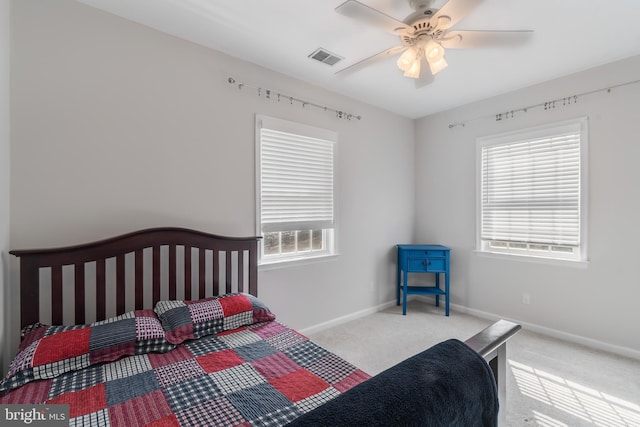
[426,258,446,271]
[404,250,446,258]
[407,257,446,272]
[424,250,446,257]
[407,258,427,271]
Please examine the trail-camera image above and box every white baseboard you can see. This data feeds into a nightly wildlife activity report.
[432,297,640,361]
[302,295,640,361]
[298,299,397,336]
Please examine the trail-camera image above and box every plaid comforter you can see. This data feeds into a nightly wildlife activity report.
[0,320,370,426]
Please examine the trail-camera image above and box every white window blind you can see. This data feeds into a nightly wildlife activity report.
[478,118,588,261]
[257,117,336,233]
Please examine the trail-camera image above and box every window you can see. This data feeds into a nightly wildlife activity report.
[476,118,588,261]
[256,115,337,265]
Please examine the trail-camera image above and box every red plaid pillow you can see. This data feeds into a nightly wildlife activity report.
[0,310,174,393]
[154,293,276,345]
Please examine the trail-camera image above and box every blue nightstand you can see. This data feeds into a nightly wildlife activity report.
[396,244,450,316]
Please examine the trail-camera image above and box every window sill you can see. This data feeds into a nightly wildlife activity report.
[473,250,589,269]
[259,254,339,271]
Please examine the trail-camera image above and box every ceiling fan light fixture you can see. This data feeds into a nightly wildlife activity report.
[424,39,444,62]
[403,58,421,78]
[397,46,418,71]
[428,56,448,75]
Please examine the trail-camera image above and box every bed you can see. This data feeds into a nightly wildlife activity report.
[1,227,520,426]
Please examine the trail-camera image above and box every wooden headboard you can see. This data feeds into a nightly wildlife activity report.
[10,227,261,328]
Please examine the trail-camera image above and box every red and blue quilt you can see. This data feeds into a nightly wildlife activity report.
[0,294,370,426]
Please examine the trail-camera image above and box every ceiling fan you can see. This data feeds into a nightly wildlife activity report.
[335,0,533,86]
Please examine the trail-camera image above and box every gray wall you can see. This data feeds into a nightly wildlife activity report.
[1,0,10,374]
[415,55,640,357]
[6,0,415,361]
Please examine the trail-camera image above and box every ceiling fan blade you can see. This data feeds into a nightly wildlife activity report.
[335,45,407,76]
[335,0,409,35]
[430,0,484,30]
[440,30,533,49]
[415,66,435,88]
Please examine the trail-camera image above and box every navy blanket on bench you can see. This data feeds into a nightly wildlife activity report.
[287,338,498,427]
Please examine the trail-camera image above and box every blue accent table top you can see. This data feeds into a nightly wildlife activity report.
[396,244,451,316]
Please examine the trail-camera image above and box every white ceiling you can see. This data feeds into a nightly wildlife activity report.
[77,0,640,119]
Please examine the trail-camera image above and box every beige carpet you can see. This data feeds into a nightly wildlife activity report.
[308,300,640,427]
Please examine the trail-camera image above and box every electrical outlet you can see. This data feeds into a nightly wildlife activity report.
[522,293,531,305]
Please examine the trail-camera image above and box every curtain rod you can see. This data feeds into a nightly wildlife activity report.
[227,77,362,121]
[448,78,640,129]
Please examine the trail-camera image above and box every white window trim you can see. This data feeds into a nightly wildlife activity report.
[255,115,338,266]
[475,117,589,264]
[258,253,340,271]
[473,249,589,269]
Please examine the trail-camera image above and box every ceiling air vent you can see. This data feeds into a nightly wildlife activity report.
[308,48,343,66]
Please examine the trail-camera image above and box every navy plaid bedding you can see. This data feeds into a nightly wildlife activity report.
[0,320,370,426]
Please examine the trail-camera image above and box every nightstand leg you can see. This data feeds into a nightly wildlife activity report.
[396,266,401,306]
[402,272,408,315]
[435,273,440,307]
[445,271,450,316]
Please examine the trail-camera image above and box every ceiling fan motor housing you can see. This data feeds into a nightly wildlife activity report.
[400,18,446,47]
